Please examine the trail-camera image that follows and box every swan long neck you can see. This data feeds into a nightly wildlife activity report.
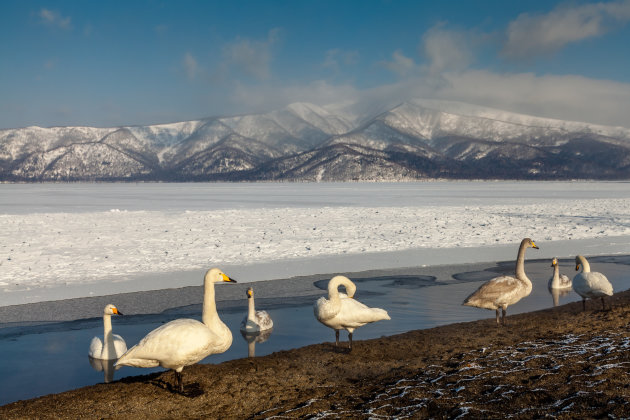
[552,263,560,282]
[202,276,220,328]
[247,295,256,321]
[515,240,530,282]
[577,255,591,273]
[102,314,114,358]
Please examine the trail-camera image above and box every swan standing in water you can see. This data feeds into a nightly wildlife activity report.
[573,255,613,311]
[88,304,127,360]
[314,275,390,351]
[240,287,273,333]
[116,268,236,393]
[463,238,539,325]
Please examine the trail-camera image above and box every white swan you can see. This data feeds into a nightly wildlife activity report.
[573,255,613,311]
[314,275,390,350]
[115,268,236,393]
[548,257,572,291]
[462,238,539,325]
[88,304,127,360]
[240,287,273,333]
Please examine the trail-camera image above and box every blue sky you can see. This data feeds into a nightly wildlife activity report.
[2,0,630,129]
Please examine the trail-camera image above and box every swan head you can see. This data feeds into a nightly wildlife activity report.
[104,304,122,316]
[204,267,237,284]
[575,255,583,271]
[246,287,253,299]
[551,257,559,267]
[523,238,539,249]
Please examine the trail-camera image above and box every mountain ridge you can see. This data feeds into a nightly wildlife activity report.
[2,99,630,181]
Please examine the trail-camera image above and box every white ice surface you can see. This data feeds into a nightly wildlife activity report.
[2,181,630,306]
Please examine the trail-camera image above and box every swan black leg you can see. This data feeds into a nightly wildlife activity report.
[495,309,500,325]
[175,371,183,393]
[348,332,353,351]
[335,330,339,347]
[582,299,586,311]
[501,308,507,326]
[601,297,606,311]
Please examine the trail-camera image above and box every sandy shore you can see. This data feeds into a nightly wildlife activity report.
[2,285,629,418]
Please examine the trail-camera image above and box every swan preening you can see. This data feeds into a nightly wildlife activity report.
[573,255,613,311]
[314,275,390,350]
[240,287,273,333]
[463,238,539,325]
[548,257,572,291]
[116,268,237,393]
[88,304,127,361]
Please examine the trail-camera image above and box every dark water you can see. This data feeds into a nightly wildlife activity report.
[1,257,629,406]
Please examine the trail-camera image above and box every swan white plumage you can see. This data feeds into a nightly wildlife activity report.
[240,287,273,333]
[88,304,127,360]
[462,238,539,325]
[314,275,390,350]
[115,268,236,393]
[548,257,572,291]
[573,255,613,311]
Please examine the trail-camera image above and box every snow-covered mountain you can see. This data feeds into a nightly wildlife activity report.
[2,100,630,181]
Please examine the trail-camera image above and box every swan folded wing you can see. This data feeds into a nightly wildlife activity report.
[574,272,613,297]
[255,311,274,330]
[314,296,340,322]
[112,334,128,357]
[463,276,526,309]
[88,336,103,358]
[116,319,219,369]
[336,298,391,328]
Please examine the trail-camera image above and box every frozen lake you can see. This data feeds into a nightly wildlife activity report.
[2,181,630,306]
[1,181,630,405]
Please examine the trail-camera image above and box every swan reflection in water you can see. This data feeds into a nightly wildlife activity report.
[549,287,572,307]
[240,328,273,358]
[88,356,123,383]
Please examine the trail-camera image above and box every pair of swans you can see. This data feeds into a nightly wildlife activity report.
[463,238,539,325]
[314,275,390,350]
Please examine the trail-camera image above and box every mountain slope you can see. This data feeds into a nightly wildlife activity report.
[1,100,630,181]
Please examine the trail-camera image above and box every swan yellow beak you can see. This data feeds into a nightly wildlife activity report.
[222,273,237,283]
[112,307,123,316]
[575,263,581,271]
[247,289,253,298]
[531,241,539,249]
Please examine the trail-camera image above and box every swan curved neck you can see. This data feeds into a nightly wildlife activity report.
[515,240,530,281]
[577,255,591,272]
[328,276,355,300]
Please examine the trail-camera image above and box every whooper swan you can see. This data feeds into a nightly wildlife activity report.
[240,287,273,333]
[88,304,127,360]
[115,268,236,393]
[573,255,613,311]
[314,275,390,351]
[463,238,539,325]
[548,257,572,291]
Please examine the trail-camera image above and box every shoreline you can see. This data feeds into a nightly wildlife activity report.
[3,234,630,308]
[2,288,629,418]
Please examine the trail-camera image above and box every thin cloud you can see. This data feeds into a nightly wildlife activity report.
[39,8,72,30]
[323,49,360,72]
[183,52,199,80]
[380,50,415,77]
[220,28,281,81]
[422,25,474,74]
[503,0,630,59]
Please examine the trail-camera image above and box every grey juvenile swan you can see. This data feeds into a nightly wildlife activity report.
[573,255,613,311]
[463,238,539,325]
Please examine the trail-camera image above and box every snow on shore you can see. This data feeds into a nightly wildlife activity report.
[2,198,630,293]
